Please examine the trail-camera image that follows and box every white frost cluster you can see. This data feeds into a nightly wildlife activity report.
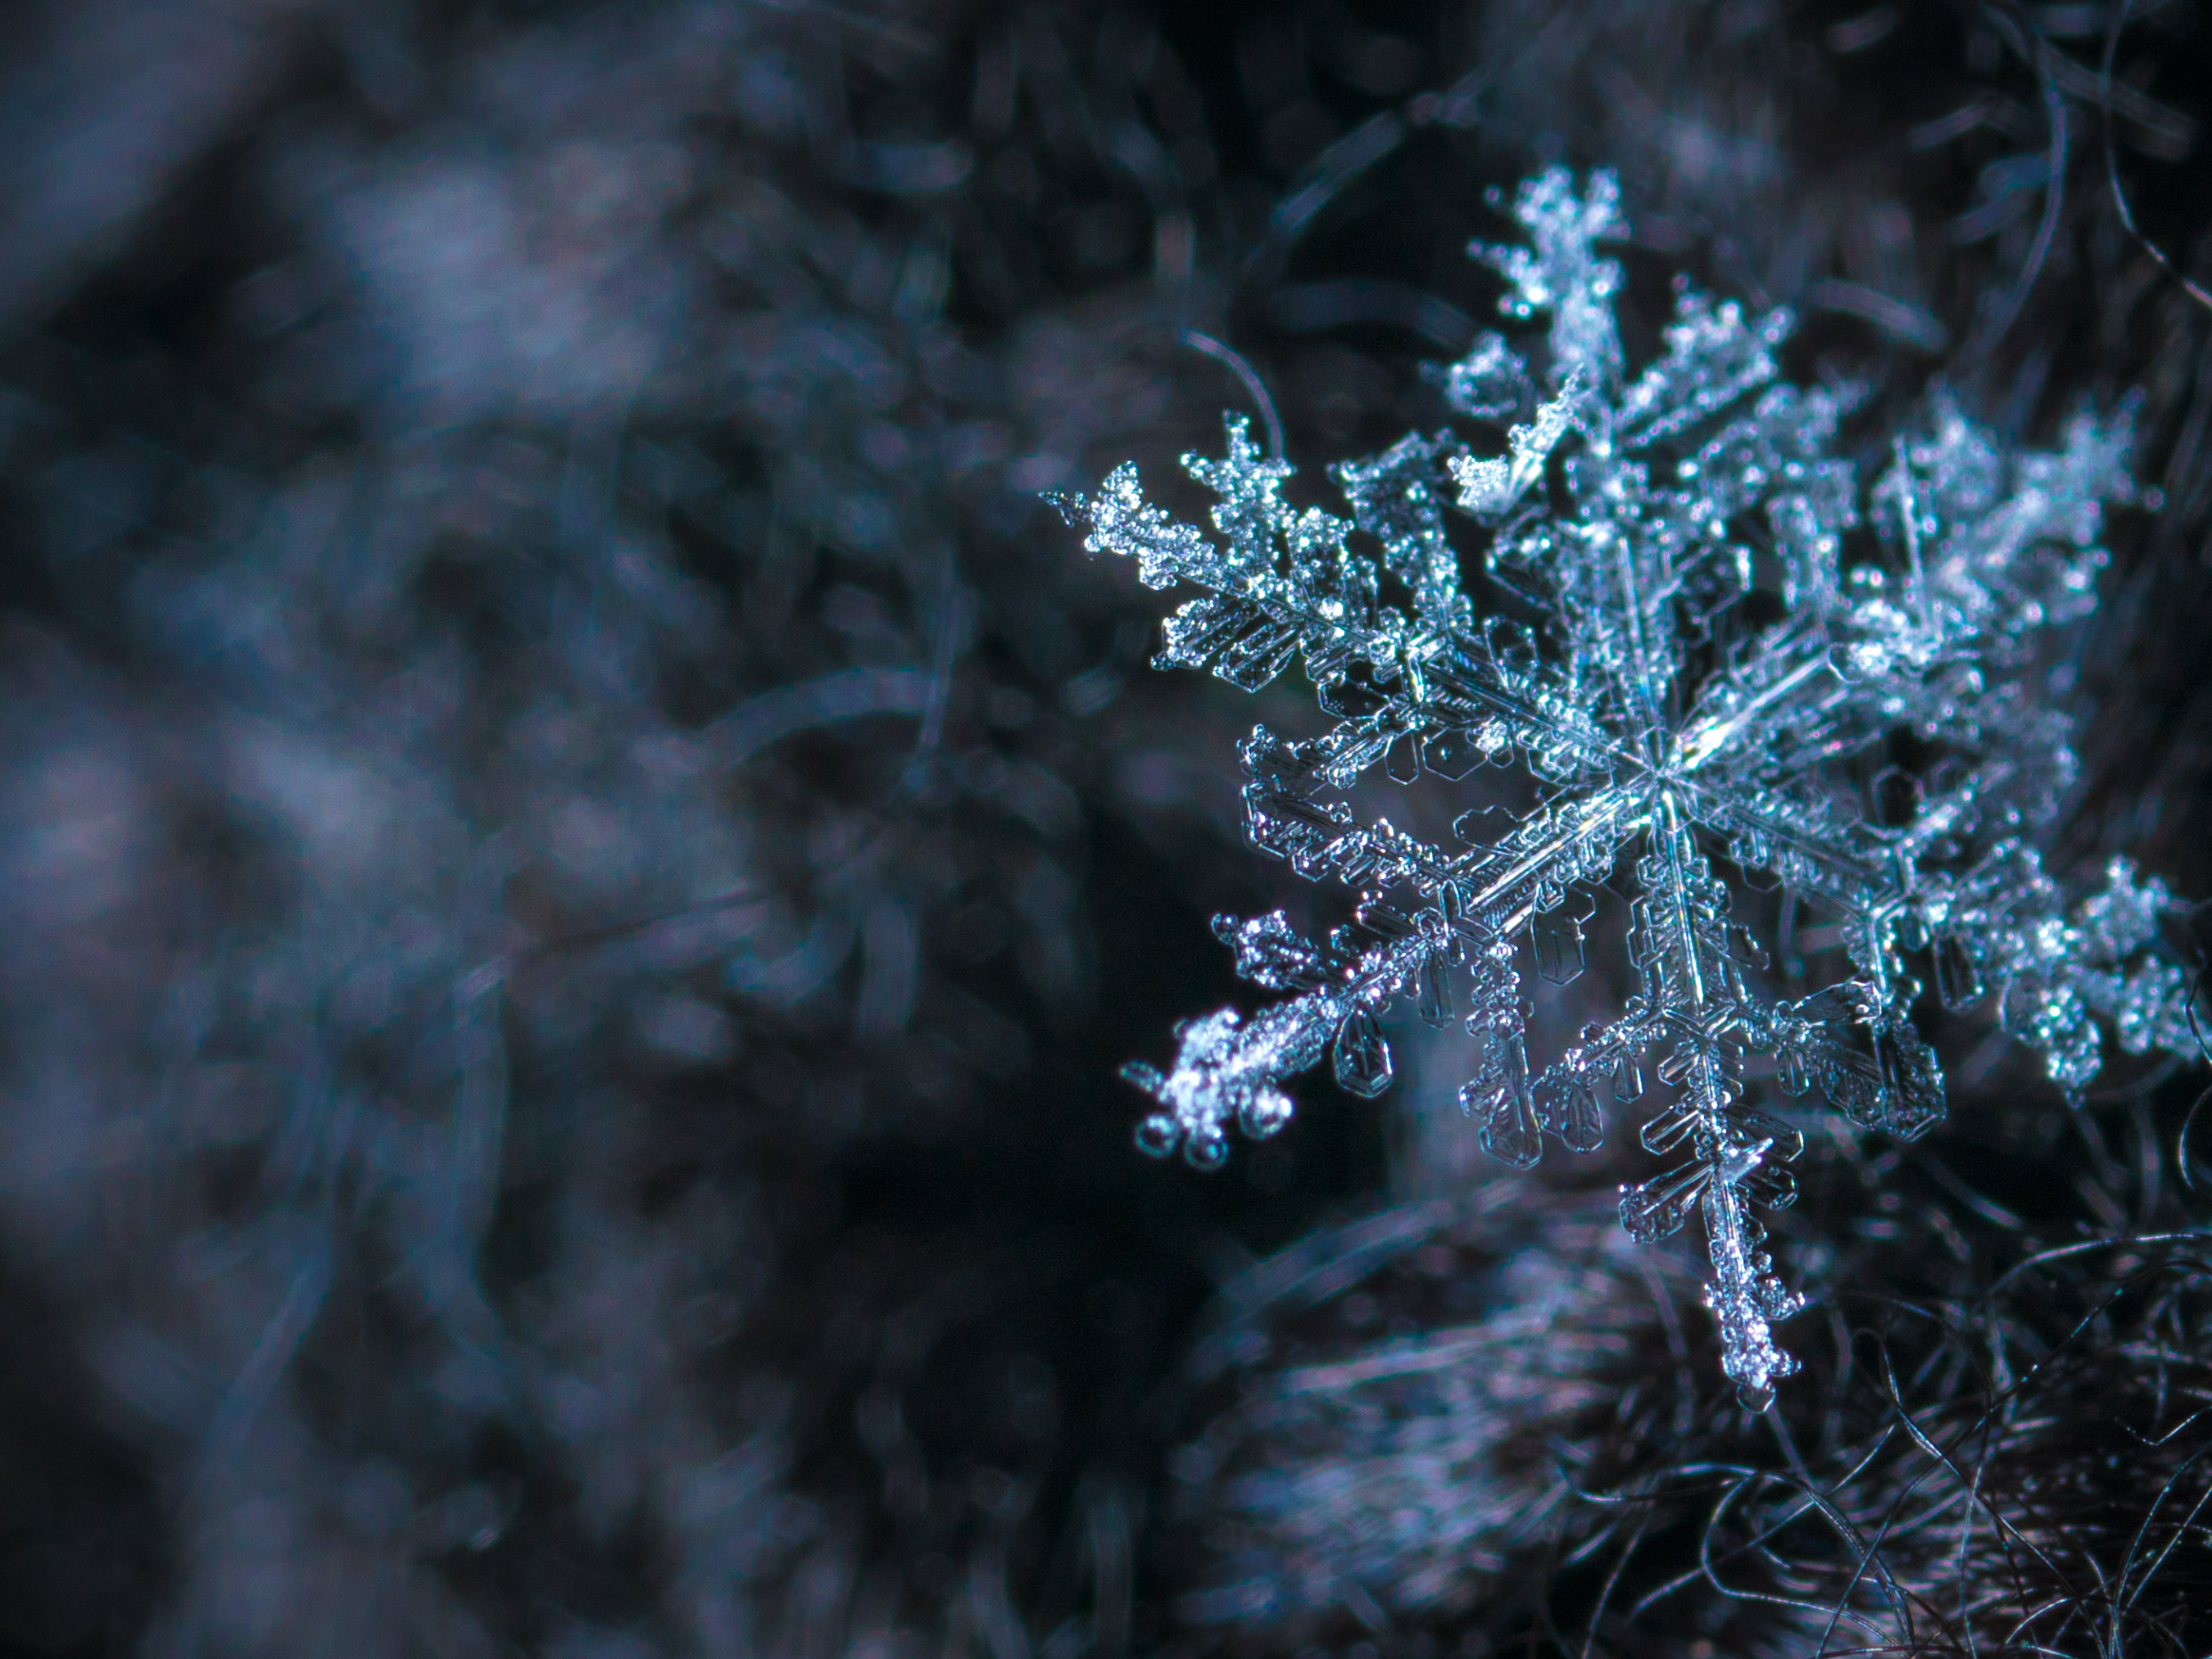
[1056,170,2199,1407]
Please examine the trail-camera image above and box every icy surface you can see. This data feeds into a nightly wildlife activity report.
[1055,170,2200,1406]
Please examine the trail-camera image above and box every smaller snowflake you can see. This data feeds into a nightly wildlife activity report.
[1055,169,2201,1405]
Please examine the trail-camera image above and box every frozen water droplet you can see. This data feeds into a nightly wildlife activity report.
[1755,1273,1800,1321]
[1134,1114,1180,1158]
[1184,1131,1230,1170]
[1238,1085,1294,1139]
[1217,911,1326,991]
[1333,1010,1394,1098]
[1737,1382,1775,1412]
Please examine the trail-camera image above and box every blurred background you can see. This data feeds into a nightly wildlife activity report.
[0,1,2210,1655]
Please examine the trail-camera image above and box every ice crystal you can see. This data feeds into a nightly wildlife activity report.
[1054,170,2201,1407]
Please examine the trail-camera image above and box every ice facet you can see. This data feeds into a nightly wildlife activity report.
[1531,904,1587,986]
[1552,1075,1605,1154]
[1468,1070,1543,1170]
[1934,933,1984,1010]
[1620,1163,1707,1243]
[1333,1010,1394,1099]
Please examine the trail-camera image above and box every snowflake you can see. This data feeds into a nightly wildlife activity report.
[1053,169,2201,1407]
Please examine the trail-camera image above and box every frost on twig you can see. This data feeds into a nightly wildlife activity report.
[1054,169,2198,1407]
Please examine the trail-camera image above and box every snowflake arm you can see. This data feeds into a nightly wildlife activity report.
[1471,166,1626,392]
[1053,419,1620,782]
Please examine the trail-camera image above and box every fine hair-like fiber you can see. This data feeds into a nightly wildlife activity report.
[0,2,2206,1656]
